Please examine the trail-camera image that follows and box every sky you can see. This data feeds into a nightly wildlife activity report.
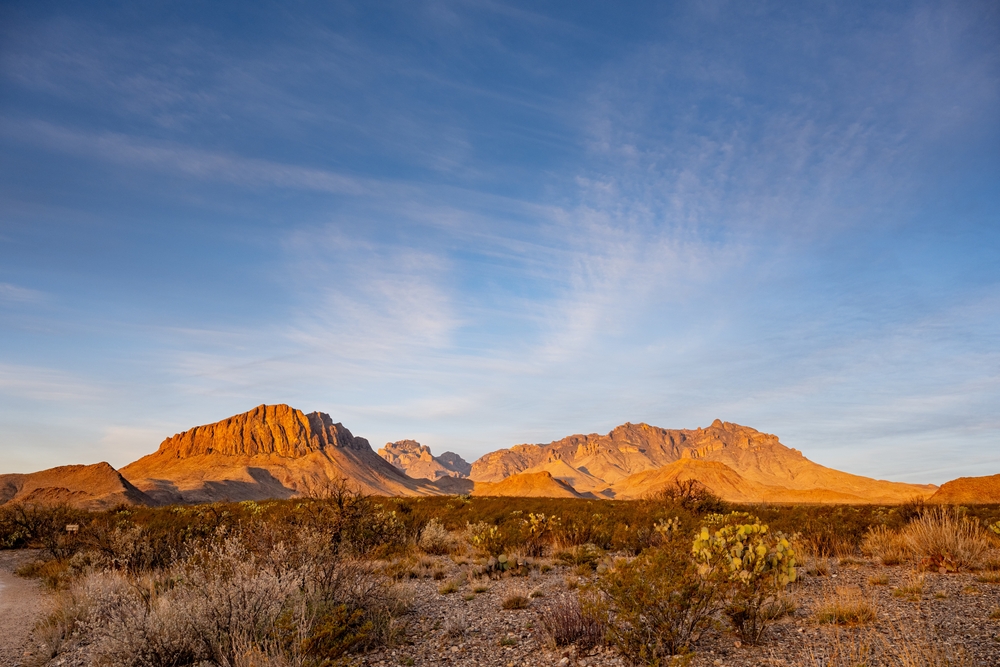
[1,1,998,484]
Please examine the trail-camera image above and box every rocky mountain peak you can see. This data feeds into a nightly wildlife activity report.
[154,404,371,459]
[378,440,471,479]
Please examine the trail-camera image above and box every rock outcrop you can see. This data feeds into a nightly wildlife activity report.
[0,462,152,509]
[928,473,1000,504]
[121,404,456,503]
[378,440,471,480]
[470,420,936,504]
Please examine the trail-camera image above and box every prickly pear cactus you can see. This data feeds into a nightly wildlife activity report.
[691,512,797,644]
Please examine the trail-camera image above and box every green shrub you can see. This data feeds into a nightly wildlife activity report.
[595,537,721,663]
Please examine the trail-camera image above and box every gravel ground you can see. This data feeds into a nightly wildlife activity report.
[8,550,999,667]
[0,549,54,667]
[351,555,1000,667]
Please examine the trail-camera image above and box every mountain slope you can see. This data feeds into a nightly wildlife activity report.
[928,473,1000,504]
[0,462,152,509]
[471,471,584,498]
[471,420,934,504]
[121,404,450,503]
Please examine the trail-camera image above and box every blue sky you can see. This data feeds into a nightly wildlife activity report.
[1,1,998,483]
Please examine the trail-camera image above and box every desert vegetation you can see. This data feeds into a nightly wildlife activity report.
[1,488,999,666]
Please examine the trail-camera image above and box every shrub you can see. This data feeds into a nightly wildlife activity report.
[692,513,797,645]
[0,502,85,557]
[539,593,606,650]
[556,543,603,571]
[595,537,722,662]
[466,522,507,557]
[418,519,454,555]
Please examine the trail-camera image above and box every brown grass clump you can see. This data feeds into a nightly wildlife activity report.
[501,594,529,610]
[815,586,877,625]
[861,525,910,566]
[903,507,992,570]
[539,593,606,650]
[806,621,971,667]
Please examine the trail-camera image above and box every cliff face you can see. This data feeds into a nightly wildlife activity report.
[121,405,458,503]
[378,440,471,480]
[154,404,367,458]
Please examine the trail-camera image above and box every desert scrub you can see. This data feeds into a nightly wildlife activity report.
[466,521,508,557]
[539,593,606,650]
[50,529,410,667]
[692,512,797,645]
[595,537,722,662]
[418,518,455,555]
[815,586,877,625]
[556,542,604,571]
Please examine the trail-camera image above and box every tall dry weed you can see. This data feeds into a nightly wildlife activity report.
[861,525,909,566]
[902,507,992,570]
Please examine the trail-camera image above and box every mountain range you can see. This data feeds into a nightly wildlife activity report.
[3,404,997,507]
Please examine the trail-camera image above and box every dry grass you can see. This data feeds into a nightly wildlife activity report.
[539,593,606,650]
[861,525,910,566]
[903,507,993,570]
[806,622,971,667]
[815,586,877,625]
[501,593,530,610]
[868,573,889,586]
[861,509,993,571]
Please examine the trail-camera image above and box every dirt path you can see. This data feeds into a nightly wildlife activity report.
[0,550,52,667]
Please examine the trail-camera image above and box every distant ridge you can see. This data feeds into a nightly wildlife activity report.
[378,440,471,480]
[3,406,968,507]
[0,462,152,509]
[468,420,936,504]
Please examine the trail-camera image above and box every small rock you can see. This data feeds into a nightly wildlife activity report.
[559,659,570,666]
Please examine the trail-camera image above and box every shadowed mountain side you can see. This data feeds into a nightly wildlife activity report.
[0,463,152,509]
[470,420,934,503]
[120,405,455,503]
[928,473,1000,504]
[471,471,585,498]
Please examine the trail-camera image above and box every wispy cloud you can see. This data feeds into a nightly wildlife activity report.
[0,363,104,402]
[0,283,46,303]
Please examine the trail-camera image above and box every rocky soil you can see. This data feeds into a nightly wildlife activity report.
[352,555,1000,667]
[7,551,999,667]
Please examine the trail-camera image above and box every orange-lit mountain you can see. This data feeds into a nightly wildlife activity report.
[928,473,1000,504]
[469,420,936,503]
[0,462,152,509]
[120,404,462,503]
[471,471,584,498]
